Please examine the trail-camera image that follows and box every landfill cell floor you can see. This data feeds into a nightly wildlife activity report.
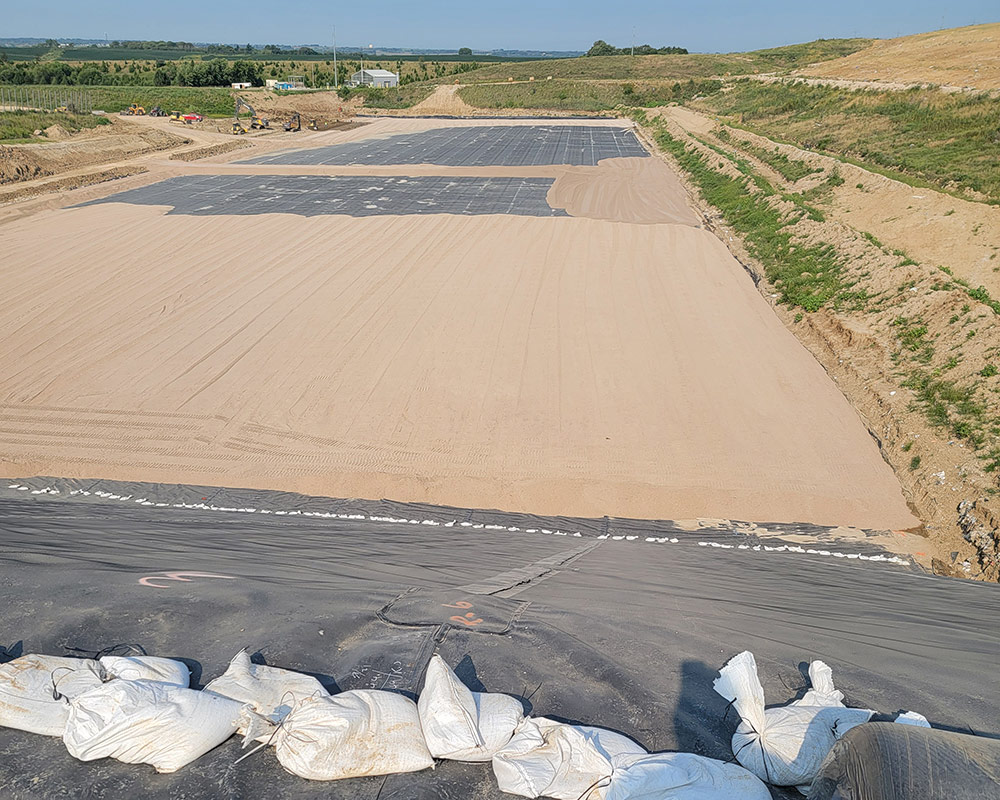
[77,174,567,218]
[0,482,998,799]
[239,125,650,167]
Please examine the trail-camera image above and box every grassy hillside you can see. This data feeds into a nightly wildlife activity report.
[694,81,1000,203]
[798,23,1000,90]
[444,38,872,84]
[458,78,721,112]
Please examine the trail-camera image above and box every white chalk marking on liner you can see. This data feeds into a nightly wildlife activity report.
[8,484,910,567]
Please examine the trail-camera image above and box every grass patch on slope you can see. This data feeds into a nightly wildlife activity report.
[714,128,821,182]
[354,83,436,109]
[696,81,1000,203]
[0,110,110,142]
[644,118,848,311]
[459,78,721,111]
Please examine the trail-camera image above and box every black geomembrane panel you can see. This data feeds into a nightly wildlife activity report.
[76,174,567,217]
[240,125,648,167]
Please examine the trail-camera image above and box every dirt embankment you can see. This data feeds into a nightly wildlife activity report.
[0,118,190,186]
[246,90,357,122]
[0,165,148,204]
[409,85,479,116]
[169,140,253,161]
[797,23,1000,91]
[644,106,1000,579]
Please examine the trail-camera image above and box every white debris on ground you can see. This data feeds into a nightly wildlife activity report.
[0,648,930,797]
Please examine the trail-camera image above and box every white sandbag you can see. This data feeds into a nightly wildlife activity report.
[713,651,873,788]
[492,717,646,799]
[99,655,190,687]
[418,653,524,761]
[275,690,434,781]
[63,679,242,773]
[0,654,106,736]
[605,752,772,800]
[791,661,844,708]
[204,650,326,728]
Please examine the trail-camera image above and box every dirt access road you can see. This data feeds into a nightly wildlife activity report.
[0,116,917,533]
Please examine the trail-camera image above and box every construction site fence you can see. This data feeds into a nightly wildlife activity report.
[0,86,94,114]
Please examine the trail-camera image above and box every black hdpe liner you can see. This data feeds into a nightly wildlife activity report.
[1,478,998,799]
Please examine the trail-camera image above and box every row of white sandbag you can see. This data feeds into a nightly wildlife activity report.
[252,653,773,799]
[0,649,773,798]
[713,650,930,795]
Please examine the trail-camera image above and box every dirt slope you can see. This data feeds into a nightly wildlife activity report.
[0,118,189,185]
[798,23,1000,90]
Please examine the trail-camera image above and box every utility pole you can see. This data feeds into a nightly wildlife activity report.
[631,26,635,57]
[333,26,338,88]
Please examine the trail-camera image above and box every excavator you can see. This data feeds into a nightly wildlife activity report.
[283,113,301,132]
[232,97,269,135]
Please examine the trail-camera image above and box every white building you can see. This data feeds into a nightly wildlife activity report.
[351,68,399,88]
[231,82,252,89]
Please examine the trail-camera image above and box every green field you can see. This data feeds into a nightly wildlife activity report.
[694,80,1000,203]
[0,109,110,142]
[0,45,51,61]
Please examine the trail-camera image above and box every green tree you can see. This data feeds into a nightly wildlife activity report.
[585,40,617,57]
[458,47,472,56]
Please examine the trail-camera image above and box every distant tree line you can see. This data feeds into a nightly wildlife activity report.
[0,56,482,88]
[0,58,265,86]
[585,40,688,56]
[97,41,320,55]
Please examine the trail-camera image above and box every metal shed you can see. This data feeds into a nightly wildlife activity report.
[351,68,399,88]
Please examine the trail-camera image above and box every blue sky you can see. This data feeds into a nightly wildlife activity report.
[7,0,998,52]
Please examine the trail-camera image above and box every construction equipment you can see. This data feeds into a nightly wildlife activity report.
[233,97,268,135]
[55,105,69,113]
[120,103,146,116]
[148,106,167,117]
[283,113,301,132]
